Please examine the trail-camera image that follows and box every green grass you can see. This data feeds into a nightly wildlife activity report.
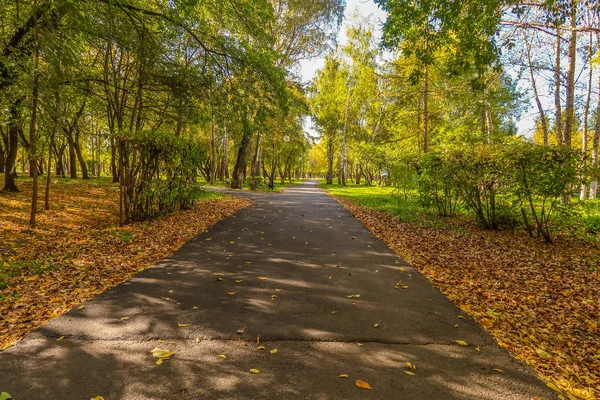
[318,180,444,227]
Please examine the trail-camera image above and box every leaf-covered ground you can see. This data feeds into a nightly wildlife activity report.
[327,192,599,400]
[0,176,251,350]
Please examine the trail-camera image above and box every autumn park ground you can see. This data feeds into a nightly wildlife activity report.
[0,176,598,399]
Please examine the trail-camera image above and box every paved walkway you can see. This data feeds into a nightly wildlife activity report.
[0,180,554,399]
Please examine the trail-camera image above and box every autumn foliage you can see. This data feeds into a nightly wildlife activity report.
[333,195,599,400]
[0,177,251,350]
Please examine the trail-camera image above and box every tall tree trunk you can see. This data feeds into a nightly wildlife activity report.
[29,9,40,227]
[222,127,229,182]
[74,125,89,179]
[590,59,600,199]
[3,101,21,192]
[554,24,563,144]
[581,33,593,200]
[326,136,334,184]
[563,3,577,147]
[525,38,549,145]
[110,138,118,183]
[340,82,351,186]
[0,133,5,173]
[231,113,252,189]
[209,119,216,184]
[67,137,77,178]
[423,63,429,153]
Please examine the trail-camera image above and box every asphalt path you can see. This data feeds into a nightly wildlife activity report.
[0,180,555,399]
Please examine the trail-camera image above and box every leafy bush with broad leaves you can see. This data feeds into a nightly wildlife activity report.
[417,152,458,217]
[445,145,504,229]
[130,130,206,221]
[390,156,418,200]
[502,143,581,243]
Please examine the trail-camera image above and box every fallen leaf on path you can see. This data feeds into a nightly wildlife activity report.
[258,277,267,280]
[0,393,11,400]
[257,346,265,350]
[77,305,86,310]
[338,374,349,378]
[270,349,277,354]
[218,354,226,359]
[405,362,416,371]
[493,368,503,373]
[90,397,104,400]
[156,359,164,365]
[355,380,373,389]
[235,280,243,283]
[177,323,190,327]
[236,328,245,334]
[455,340,468,346]
[373,323,379,328]
[250,369,260,374]
[151,348,173,359]
[57,336,64,341]
[404,371,415,376]
[227,291,236,295]
[192,306,198,310]
[120,317,129,321]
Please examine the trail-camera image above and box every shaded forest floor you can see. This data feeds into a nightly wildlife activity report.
[0,175,251,350]
[322,182,599,400]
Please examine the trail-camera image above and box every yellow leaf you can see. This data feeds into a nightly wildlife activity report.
[373,323,379,328]
[546,382,562,392]
[355,380,373,390]
[250,369,260,374]
[454,324,459,328]
[192,306,198,310]
[405,362,416,371]
[235,280,243,283]
[270,349,277,354]
[396,267,405,271]
[218,354,226,359]
[177,323,190,327]
[257,346,266,350]
[404,371,415,376]
[331,311,336,314]
[57,336,64,341]
[227,291,236,295]
[236,328,245,334]
[480,318,493,328]
[328,276,333,279]
[156,359,163,366]
[151,348,173,359]
[259,277,267,280]
[91,397,105,400]
[455,340,468,346]
[77,305,86,310]
[492,368,503,373]
[338,374,349,378]
[457,316,465,319]
[120,316,129,321]
[205,238,212,241]
[536,348,551,359]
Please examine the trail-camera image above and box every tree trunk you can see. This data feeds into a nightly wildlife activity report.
[222,127,229,182]
[554,24,563,144]
[67,136,77,178]
[581,33,593,200]
[340,82,351,186]
[590,58,600,199]
[231,113,252,189]
[74,124,89,179]
[209,119,216,184]
[326,137,334,184]
[423,63,429,153]
[3,102,21,192]
[524,38,549,145]
[29,12,40,227]
[563,4,577,147]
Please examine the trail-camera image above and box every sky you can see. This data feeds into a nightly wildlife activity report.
[298,0,387,84]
